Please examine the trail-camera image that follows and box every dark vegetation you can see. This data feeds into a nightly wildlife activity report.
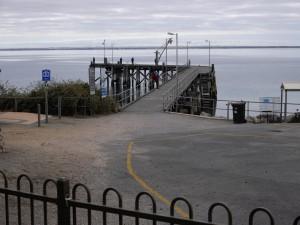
[0,80,117,116]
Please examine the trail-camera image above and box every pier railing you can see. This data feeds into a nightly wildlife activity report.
[168,96,300,122]
[113,70,180,109]
[163,68,200,111]
[1,171,300,225]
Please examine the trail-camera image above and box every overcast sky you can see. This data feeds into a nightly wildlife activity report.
[1,0,300,48]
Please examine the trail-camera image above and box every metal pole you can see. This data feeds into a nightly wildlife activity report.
[111,43,114,63]
[57,179,70,225]
[14,98,18,112]
[176,33,178,97]
[45,82,48,124]
[247,101,250,118]
[103,39,106,60]
[209,41,211,66]
[58,96,62,119]
[37,104,41,127]
[166,38,168,69]
[284,90,287,122]
[186,41,190,66]
[227,101,230,120]
[280,85,283,122]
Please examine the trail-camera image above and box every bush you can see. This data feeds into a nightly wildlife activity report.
[0,80,117,116]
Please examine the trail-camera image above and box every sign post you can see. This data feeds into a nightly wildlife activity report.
[42,69,51,123]
[89,67,96,95]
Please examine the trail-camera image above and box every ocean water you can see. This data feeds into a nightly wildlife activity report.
[0,48,300,106]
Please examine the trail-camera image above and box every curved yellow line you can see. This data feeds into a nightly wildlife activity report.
[127,141,189,218]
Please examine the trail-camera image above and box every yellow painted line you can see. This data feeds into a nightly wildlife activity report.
[126,130,278,218]
[127,142,189,219]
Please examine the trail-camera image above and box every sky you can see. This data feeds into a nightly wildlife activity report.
[1,0,300,48]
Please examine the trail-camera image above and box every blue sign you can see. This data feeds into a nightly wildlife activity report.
[101,87,107,97]
[42,69,51,81]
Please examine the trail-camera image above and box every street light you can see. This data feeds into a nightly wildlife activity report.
[205,40,211,66]
[165,37,173,69]
[186,41,191,66]
[102,39,106,62]
[167,32,178,96]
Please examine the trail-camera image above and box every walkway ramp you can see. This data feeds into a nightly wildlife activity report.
[125,66,211,113]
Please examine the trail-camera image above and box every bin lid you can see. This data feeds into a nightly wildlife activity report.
[231,101,246,105]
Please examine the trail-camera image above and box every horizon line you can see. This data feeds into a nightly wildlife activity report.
[1,45,300,51]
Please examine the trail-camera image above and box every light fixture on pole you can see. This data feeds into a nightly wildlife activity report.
[102,39,106,62]
[186,41,191,66]
[167,32,178,96]
[205,40,211,66]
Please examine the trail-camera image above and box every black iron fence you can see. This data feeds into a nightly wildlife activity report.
[168,96,300,122]
[1,171,300,225]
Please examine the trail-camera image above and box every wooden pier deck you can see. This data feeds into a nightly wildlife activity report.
[125,66,212,113]
[89,61,217,116]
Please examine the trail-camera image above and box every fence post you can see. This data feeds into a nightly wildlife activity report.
[58,97,62,119]
[45,84,49,124]
[37,104,41,127]
[247,101,250,118]
[84,98,87,117]
[14,98,18,112]
[57,178,70,225]
[227,101,230,120]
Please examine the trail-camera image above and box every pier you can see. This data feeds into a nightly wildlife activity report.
[89,60,217,116]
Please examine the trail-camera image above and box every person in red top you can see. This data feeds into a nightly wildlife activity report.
[152,71,159,89]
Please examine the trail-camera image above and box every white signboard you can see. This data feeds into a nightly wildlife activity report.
[89,67,95,95]
[259,97,280,114]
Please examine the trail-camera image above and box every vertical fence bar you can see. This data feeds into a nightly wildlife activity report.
[37,104,41,127]
[14,98,18,112]
[84,98,87,117]
[284,90,287,122]
[58,97,62,119]
[247,101,250,118]
[227,101,230,120]
[45,84,49,124]
[57,179,70,225]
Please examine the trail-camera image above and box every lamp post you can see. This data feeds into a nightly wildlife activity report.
[205,40,211,66]
[111,43,114,64]
[165,38,173,70]
[167,32,178,96]
[102,39,106,62]
[186,41,191,66]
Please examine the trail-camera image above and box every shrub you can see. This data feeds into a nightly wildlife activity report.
[0,80,117,116]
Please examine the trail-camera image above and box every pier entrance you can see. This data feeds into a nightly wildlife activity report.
[89,60,217,115]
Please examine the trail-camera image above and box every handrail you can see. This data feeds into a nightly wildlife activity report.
[163,67,202,111]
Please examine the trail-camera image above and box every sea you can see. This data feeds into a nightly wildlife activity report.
[0,48,300,115]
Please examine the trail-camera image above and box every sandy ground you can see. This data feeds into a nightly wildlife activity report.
[1,108,300,224]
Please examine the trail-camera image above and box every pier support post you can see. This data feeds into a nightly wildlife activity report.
[136,68,141,98]
[131,70,134,101]
[144,69,147,94]
[107,68,110,96]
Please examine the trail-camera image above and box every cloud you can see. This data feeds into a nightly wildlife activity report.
[1,0,300,47]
